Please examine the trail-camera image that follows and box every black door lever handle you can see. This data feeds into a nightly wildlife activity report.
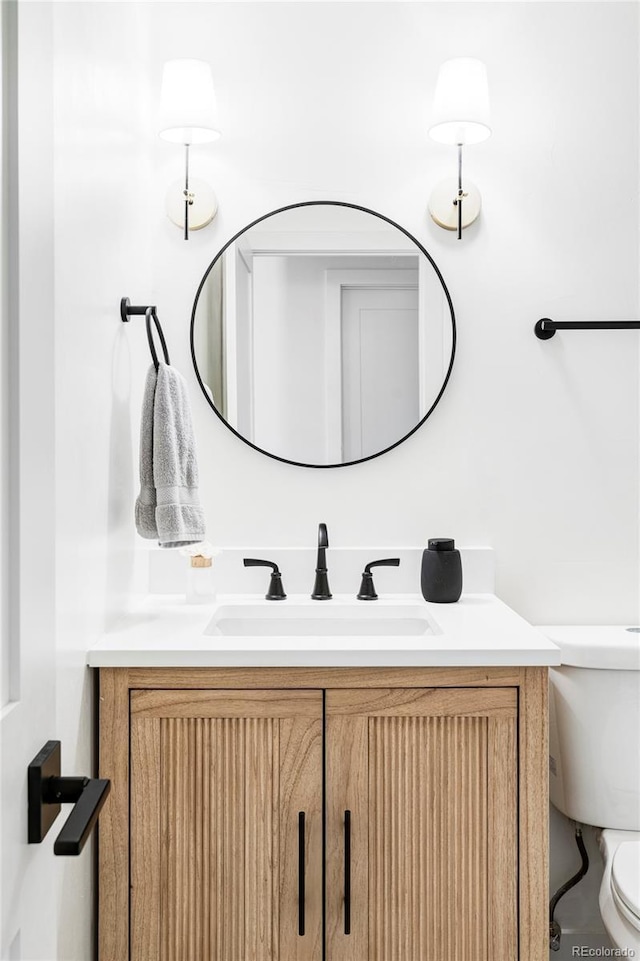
[49,776,111,855]
[28,740,111,856]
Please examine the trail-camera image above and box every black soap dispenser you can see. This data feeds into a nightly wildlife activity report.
[421,538,462,603]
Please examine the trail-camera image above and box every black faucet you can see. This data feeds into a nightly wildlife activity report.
[311,522,332,600]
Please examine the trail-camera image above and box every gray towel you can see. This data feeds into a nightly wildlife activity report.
[135,362,206,548]
[134,365,158,539]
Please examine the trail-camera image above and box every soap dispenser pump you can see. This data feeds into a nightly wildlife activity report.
[421,538,462,603]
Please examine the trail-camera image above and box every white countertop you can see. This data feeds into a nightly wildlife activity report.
[87,593,561,668]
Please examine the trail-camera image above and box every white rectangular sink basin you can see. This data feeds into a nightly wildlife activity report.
[206,603,436,638]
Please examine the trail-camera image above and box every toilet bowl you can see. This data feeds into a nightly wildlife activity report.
[599,830,640,954]
[542,626,640,955]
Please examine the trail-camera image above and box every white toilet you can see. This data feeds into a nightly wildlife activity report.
[543,626,640,954]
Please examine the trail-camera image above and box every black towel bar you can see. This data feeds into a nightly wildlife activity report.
[535,317,640,340]
[121,297,171,370]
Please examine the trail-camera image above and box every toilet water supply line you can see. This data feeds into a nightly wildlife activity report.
[549,824,590,952]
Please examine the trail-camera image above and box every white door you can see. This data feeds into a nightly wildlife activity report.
[1,4,59,958]
[341,285,420,461]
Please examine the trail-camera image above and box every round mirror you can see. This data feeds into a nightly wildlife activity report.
[191,202,455,468]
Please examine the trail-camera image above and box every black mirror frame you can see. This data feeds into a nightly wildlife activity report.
[190,200,456,469]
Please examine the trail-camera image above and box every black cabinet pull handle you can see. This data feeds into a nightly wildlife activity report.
[298,811,306,936]
[344,809,352,934]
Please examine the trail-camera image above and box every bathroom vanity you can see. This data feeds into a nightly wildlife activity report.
[91,593,559,961]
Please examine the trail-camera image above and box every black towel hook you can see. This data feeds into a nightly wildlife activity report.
[120,297,170,370]
[145,307,170,370]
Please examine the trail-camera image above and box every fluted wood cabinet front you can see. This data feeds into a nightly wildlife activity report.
[129,689,323,961]
[99,667,547,961]
[326,688,518,961]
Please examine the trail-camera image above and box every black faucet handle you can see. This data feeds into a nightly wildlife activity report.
[357,558,401,601]
[364,558,400,574]
[243,558,287,601]
[318,523,329,547]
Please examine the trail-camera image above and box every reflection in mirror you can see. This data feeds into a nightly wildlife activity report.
[191,203,455,467]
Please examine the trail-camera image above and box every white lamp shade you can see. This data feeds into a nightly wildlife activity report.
[158,59,220,144]
[429,58,491,146]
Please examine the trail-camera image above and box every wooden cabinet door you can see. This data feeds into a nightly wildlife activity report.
[326,688,518,961]
[130,689,323,961]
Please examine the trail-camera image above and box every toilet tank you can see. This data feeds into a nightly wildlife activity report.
[541,627,640,831]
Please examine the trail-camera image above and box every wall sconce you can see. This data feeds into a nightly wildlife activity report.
[428,58,491,239]
[158,59,220,240]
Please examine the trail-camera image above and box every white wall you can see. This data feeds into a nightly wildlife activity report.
[148,1,639,627]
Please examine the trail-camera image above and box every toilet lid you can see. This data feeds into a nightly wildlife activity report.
[612,842,640,930]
